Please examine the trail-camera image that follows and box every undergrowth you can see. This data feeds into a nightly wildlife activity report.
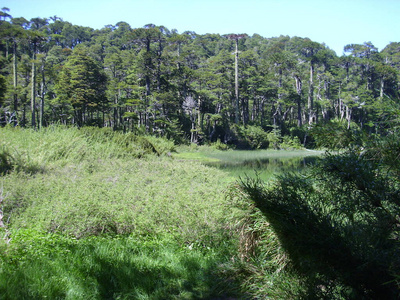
[0,231,235,300]
[0,126,244,299]
[237,151,400,299]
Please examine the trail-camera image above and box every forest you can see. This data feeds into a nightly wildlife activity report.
[0,7,399,147]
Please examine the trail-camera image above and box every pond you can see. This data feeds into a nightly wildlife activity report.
[203,149,323,181]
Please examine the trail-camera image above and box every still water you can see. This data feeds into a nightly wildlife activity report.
[203,150,321,181]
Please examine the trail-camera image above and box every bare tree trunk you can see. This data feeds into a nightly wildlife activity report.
[13,41,18,126]
[234,38,239,124]
[40,62,45,129]
[294,75,303,127]
[308,63,314,124]
[346,106,352,129]
[31,45,36,129]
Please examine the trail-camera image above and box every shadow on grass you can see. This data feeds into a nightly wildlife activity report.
[240,174,400,299]
[0,236,244,300]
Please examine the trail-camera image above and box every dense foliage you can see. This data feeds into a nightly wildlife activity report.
[237,127,400,298]
[1,8,399,147]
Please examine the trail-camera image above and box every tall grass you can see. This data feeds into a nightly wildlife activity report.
[0,232,234,299]
[0,126,243,299]
[1,126,331,299]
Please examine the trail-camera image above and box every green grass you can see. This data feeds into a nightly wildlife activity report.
[0,232,235,299]
[172,151,220,163]
[0,126,326,299]
[0,126,245,299]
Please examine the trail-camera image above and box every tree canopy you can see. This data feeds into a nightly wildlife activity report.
[0,8,399,146]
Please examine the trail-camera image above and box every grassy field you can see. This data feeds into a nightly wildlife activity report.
[0,126,247,299]
[0,126,320,299]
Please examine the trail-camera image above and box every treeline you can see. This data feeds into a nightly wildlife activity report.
[0,7,399,146]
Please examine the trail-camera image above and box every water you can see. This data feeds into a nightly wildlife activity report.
[203,150,321,181]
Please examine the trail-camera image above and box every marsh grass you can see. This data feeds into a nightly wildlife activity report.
[0,126,243,299]
[0,232,236,299]
[0,126,325,299]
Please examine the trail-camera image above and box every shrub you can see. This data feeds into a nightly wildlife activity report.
[238,151,400,299]
[310,119,363,150]
[280,135,303,149]
[237,125,269,149]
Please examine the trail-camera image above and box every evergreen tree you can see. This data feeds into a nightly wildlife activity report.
[55,47,107,126]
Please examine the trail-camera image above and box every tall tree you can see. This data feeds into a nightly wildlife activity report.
[227,34,246,124]
[55,47,107,126]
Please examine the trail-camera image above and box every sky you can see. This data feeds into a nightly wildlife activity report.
[2,0,400,55]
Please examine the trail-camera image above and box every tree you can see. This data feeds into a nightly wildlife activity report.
[0,74,6,106]
[300,40,323,124]
[227,34,246,124]
[55,47,107,126]
[26,30,46,129]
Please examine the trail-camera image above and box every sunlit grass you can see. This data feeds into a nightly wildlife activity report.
[0,233,237,299]
[0,126,324,299]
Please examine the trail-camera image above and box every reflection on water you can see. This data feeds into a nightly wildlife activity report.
[205,156,318,180]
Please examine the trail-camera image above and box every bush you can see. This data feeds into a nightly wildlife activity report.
[237,125,269,149]
[238,151,400,299]
[310,119,363,150]
[280,135,303,150]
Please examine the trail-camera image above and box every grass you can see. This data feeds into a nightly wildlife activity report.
[0,232,234,299]
[0,126,245,299]
[0,126,327,299]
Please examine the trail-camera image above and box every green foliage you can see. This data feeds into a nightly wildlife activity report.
[0,232,239,299]
[310,119,363,150]
[280,135,302,149]
[0,74,6,106]
[363,132,400,177]
[238,151,400,298]
[266,127,282,149]
[237,125,269,149]
[0,144,42,175]
[55,47,108,126]
[1,14,400,147]
[209,139,231,151]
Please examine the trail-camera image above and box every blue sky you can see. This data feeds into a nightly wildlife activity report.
[3,0,399,55]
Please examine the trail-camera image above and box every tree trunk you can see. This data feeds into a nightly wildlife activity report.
[346,106,352,129]
[40,62,45,129]
[308,62,314,124]
[31,45,36,129]
[13,41,18,126]
[234,38,239,124]
[294,75,302,127]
